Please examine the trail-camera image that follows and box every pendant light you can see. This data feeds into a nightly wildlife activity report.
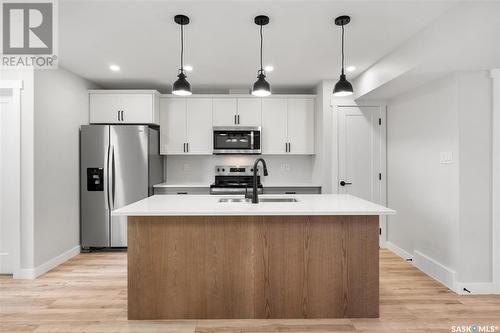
[251,15,271,97]
[333,15,353,97]
[172,15,192,96]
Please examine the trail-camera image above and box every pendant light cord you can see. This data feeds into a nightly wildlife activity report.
[180,24,184,72]
[341,24,345,75]
[260,24,264,72]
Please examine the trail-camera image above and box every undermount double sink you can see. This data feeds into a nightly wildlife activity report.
[219,197,299,203]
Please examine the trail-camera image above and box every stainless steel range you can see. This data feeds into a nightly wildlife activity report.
[210,165,263,195]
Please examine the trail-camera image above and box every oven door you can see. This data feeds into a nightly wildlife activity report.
[213,127,261,154]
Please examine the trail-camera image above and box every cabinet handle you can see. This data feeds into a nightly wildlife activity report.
[183,143,186,153]
[234,114,237,125]
[285,191,296,194]
[121,110,124,121]
[186,142,189,153]
[117,110,120,121]
[285,142,288,152]
[288,142,291,153]
[237,114,240,124]
[177,192,188,195]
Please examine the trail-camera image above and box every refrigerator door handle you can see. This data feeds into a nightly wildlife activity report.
[109,145,115,210]
[104,144,110,211]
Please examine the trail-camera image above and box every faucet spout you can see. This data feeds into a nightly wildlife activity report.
[252,158,268,204]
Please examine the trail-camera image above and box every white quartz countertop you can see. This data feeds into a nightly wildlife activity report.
[112,194,395,216]
[153,182,322,188]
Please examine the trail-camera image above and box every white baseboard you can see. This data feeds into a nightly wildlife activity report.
[13,246,80,279]
[456,282,500,295]
[413,250,457,292]
[385,242,458,291]
[385,241,413,261]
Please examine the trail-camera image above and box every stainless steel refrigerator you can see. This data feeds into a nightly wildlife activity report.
[80,125,163,249]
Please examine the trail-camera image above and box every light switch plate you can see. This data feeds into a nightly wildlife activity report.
[440,151,453,164]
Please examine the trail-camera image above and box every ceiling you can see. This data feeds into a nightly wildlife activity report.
[59,0,459,93]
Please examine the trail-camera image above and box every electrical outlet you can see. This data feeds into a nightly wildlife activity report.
[281,163,290,171]
[439,152,453,164]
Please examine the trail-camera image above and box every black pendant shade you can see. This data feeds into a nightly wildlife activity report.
[333,74,353,97]
[251,15,271,97]
[172,72,192,96]
[333,15,353,97]
[172,14,192,96]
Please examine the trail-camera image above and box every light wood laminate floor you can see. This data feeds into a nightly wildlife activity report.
[1,249,500,332]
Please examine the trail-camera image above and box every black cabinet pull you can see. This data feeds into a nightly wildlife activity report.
[285,191,296,194]
[340,181,352,186]
[177,192,188,195]
[117,110,120,121]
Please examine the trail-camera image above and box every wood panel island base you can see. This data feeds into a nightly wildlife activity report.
[113,194,395,320]
[128,215,379,319]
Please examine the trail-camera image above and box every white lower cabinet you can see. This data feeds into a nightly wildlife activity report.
[262,98,315,154]
[160,97,213,155]
[89,91,159,125]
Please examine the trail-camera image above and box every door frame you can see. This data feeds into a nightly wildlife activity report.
[331,99,387,246]
[0,80,22,276]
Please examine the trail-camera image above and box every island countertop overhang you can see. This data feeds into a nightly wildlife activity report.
[112,194,396,216]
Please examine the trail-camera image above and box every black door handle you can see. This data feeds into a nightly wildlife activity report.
[340,181,352,186]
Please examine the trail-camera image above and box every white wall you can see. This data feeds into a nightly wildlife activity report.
[387,74,460,272]
[457,71,492,283]
[387,71,493,290]
[33,68,97,267]
[165,155,315,185]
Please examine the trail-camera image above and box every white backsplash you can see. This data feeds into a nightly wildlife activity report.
[164,155,315,185]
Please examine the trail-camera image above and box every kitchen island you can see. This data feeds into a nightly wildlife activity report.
[113,194,395,320]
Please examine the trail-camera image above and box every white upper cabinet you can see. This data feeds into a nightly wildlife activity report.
[287,99,315,154]
[186,98,213,154]
[89,91,159,125]
[213,97,262,126]
[159,94,314,156]
[237,98,261,126]
[160,98,186,155]
[160,97,213,155]
[261,97,315,155]
[262,99,288,154]
[213,98,237,126]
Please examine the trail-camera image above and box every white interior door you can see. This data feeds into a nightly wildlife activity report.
[338,106,383,240]
[0,86,21,274]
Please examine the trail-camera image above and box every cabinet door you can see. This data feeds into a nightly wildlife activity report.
[186,98,213,154]
[89,94,122,124]
[159,98,186,154]
[237,98,261,126]
[213,98,237,126]
[121,94,154,124]
[261,99,288,154]
[287,99,315,154]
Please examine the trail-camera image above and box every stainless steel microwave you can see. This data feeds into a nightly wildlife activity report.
[213,126,261,154]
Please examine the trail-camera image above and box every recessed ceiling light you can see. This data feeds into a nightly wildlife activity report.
[346,66,356,72]
[109,64,120,72]
[184,65,193,72]
[264,65,274,72]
